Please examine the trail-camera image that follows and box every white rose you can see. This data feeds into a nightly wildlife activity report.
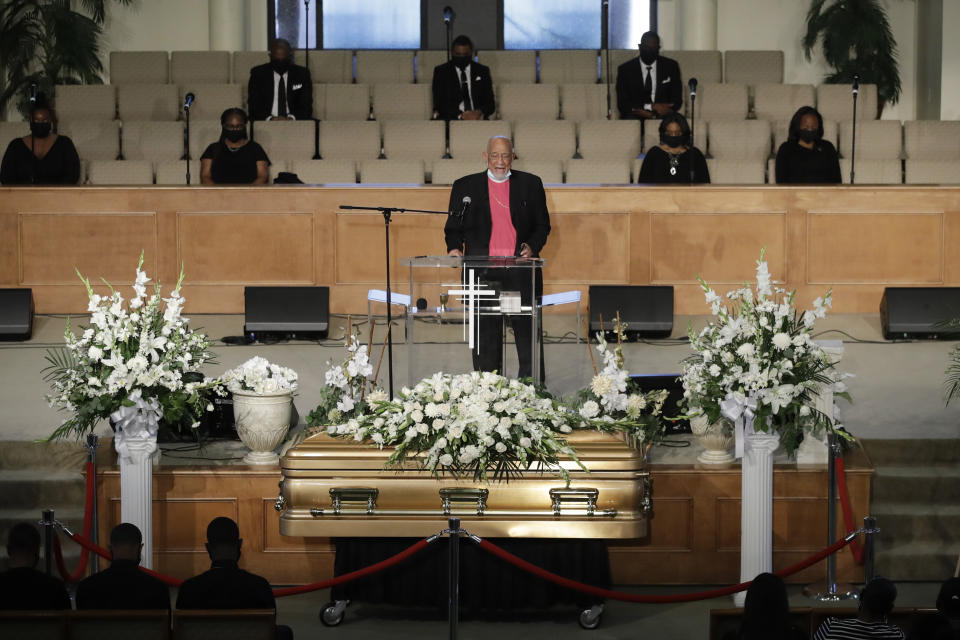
[495,442,507,453]
[708,364,721,377]
[519,437,532,448]
[417,423,429,434]
[437,437,448,448]
[579,400,599,419]
[799,405,811,416]
[439,453,454,466]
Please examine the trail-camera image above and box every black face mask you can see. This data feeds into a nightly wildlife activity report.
[30,121,51,138]
[798,129,819,143]
[452,55,471,70]
[639,46,659,65]
[222,128,247,143]
[270,57,291,74]
[661,134,685,148]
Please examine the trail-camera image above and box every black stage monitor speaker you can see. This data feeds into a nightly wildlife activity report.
[243,286,329,341]
[589,285,674,339]
[630,373,689,433]
[0,288,33,341]
[880,287,960,339]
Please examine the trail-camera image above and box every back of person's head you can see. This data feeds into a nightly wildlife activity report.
[937,577,960,618]
[741,572,792,640]
[6,522,41,566]
[787,106,825,143]
[659,112,691,145]
[452,35,474,51]
[206,516,241,560]
[861,577,898,619]
[109,522,142,561]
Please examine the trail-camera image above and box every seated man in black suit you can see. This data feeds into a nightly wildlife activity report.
[616,31,683,120]
[177,517,292,640]
[444,135,550,381]
[75,523,169,610]
[432,35,495,121]
[0,522,70,610]
[248,38,313,121]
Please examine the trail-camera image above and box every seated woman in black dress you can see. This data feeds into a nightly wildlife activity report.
[0,105,80,185]
[775,106,841,184]
[200,108,269,184]
[637,113,710,184]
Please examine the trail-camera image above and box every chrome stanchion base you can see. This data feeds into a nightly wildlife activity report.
[803,581,859,601]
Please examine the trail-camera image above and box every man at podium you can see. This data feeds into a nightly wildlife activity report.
[444,135,551,381]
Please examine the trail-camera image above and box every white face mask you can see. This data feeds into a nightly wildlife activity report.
[487,169,511,183]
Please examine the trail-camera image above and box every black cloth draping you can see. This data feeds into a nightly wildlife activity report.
[637,145,710,184]
[774,140,842,184]
[200,140,270,184]
[0,136,81,185]
[76,558,170,610]
[330,538,610,612]
[0,566,71,610]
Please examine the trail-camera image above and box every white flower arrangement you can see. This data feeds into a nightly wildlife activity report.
[306,331,375,427]
[321,371,584,484]
[44,253,223,440]
[224,356,298,395]
[568,319,671,445]
[680,249,850,453]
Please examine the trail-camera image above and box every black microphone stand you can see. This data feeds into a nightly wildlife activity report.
[339,204,448,399]
[602,0,611,119]
[688,82,697,183]
[850,75,859,184]
[184,101,192,184]
[304,0,310,70]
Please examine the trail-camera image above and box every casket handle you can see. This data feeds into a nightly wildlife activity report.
[330,487,379,515]
[549,488,600,516]
[439,488,489,516]
[274,480,286,512]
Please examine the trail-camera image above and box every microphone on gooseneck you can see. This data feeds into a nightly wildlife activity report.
[688,77,698,98]
[29,83,38,104]
[442,6,454,23]
[183,92,196,110]
[852,74,860,95]
[456,195,471,218]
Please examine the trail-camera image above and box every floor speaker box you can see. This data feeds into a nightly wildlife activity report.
[588,285,674,339]
[0,288,33,341]
[243,286,329,341]
[880,287,960,339]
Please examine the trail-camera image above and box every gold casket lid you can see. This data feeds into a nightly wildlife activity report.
[282,429,645,472]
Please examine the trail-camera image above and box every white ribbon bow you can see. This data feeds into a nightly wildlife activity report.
[720,391,757,459]
[111,390,162,463]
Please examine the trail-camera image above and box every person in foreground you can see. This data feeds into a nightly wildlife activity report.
[775,106,842,184]
[813,577,904,640]
[616,30,683,120]
[722,572,806,640]
[0,522,71,610]
[909,577,960,640]
[176,517,292,640]
[637,112,709,184]
[200,108,270,185]
[0,104,80,185]
[444,135,550,381]
[432,34,495,121]
[75,523,169,610]
[247,38,313,121]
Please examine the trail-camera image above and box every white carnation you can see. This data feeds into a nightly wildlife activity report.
[772,332,792,349]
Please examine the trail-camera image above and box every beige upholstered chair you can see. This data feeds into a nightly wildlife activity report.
[117,84,180,121]
[372,84,432,121]
[318,121,381,160]
[59,120,121,161]
[430,158,484,185]
[905,160,960,184]
[416,50,448,84]
[497,84,560,121]
[903,120,960,161]
[251,119,316,163]
[476,50,536,84]
[577,120,641,160]
[561,83,610,122]
[564,159,631,184]
[356,51,415,84]
[666,50,723,84]
[724,50,784,84]
[382,120,445,163]
[171,51,231,85]
[706,158,766,184]
[232,51,269,84]
[448,120,511,160]
[697,83,749,121]
[290,159,357,184]
[86,160,153,185]
[753,84,816,122]
[109,51,169,84]
[54,85,116,123]
[323,84,372,121]
[360,159,424,184]
[294,49,354,84]
[539,50,600,84]
[513,120,575,160]
[839,158,902,184]
[155,160,199,185]
[708,120,772,161]
[179,84,242,122]
[512,159,563,183]
[122,121,185,162]
[838,120,902,159]
[816,83,878,121]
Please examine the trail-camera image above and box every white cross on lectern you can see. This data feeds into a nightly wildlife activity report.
[445,268,496,353]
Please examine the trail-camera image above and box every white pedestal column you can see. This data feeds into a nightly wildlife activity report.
[680,0,718,50]
[734,430,780,605]
[117,432,157,569]
[210,0,246,52]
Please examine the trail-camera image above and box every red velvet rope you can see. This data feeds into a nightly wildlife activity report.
[65,529,433,596]
[834,457,865,565]
[473,535,854,604]
[51,461,95,582]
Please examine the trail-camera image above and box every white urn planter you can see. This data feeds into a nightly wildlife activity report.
[233,389,293,465]
[690,414,735,464]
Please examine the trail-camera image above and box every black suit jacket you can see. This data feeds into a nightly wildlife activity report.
[432,61,496,121]
[444,170,550,258]
[0,567,71,610]
[76,559,170,610]
[247,63,313,121]
[616,55,683,119]
[176,560,275,610]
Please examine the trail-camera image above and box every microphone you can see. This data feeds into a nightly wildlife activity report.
[852,74,860,95]
[183,92,195,110]
[455,195,471,218]
[442,5,454,23]
[29,83,38,104]
[688,77,698,98]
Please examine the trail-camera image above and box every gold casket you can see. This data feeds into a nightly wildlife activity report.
[278,430,650,539]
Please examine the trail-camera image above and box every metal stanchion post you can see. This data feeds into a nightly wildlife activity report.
[863,515,878,584]
[448,517,461,640]
[41,509,55,576]
[804,434,857,600]
[86,434,100,573]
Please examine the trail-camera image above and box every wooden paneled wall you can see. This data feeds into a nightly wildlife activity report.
[3,185,958,315]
